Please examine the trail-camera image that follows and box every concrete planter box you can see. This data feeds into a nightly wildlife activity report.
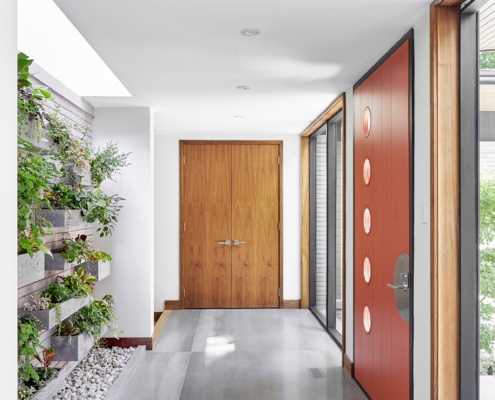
[19,296,92,331]
[51,326,106,361]
[18,251,45,288]
[45,252,76,271]
[22,123,54,154]
[39,209,84,228]
[81,260,111,281]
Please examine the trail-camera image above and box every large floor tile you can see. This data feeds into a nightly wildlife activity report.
[180,350,367,400]
[154,310,201,352]
[118,352,191,400]
[191,309,338,353]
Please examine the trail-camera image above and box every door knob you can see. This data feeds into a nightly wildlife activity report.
[218,240,231,246]
[233,240,245,246]
[386,273,409,292]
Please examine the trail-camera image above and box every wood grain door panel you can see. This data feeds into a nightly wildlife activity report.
[182,144,232,308]
[232,145,280,308]
[181,142,281,309]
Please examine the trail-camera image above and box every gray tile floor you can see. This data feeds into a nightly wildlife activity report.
[118,309,367,400]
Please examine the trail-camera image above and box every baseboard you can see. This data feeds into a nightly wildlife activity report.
[154,312,162,323]
[164,300,181,310]
[103,337,153,351]
[282,300,301,309]
[343,353,354,377]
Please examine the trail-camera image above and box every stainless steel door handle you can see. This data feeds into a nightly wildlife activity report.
[218,240,230,246]
[386,273,409,292]
[233,240,245,246]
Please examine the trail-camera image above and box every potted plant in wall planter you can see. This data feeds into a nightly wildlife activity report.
[51,295,122,361]
[17,138,61,288]
[19,268,96,331]
[63,234,112,280]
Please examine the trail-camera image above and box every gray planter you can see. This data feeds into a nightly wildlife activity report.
[81,260,111,281]
[19,296,92,330]
[51,326,107,361]
[18,251,45,288]
[39,209,84,228]
[51,332,94,361]
[22,122,54,154]
[45,252,75,271]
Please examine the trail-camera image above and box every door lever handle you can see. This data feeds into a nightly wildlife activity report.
[233,240,245,246]
[218,240,230,246]
[386,273,409,292]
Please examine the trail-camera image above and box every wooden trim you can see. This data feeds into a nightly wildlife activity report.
[300,136,310,309]
[279,143,284,307]
[164,300,181,310]
[179,140,284,309]
[103,337,153,351]
[282,300,301,309]
[343,353,354,377]
[301,95,345,137]
[340,94,347,369]
[430,4,460,400]
[154,312,162,323]
[152,310,172,348]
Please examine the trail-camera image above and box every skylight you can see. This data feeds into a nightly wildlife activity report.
[17,0,131,97]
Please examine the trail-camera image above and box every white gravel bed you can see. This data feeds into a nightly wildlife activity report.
[52,346,136,400]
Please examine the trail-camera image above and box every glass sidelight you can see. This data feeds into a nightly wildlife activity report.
[309,111,343,345]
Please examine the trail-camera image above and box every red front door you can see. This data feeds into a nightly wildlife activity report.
[354,40,411,400]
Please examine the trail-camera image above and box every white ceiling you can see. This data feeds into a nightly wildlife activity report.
[52,0,431,136]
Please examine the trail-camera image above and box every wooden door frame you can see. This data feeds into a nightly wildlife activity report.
[179,140,284,309]
[430,1,463,399]
[300,94,347,367]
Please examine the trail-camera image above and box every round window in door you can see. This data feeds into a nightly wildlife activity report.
[363,305,371,334]
[363,158,371,186]
[363,256,371,284]
[363,107,371,137]
[363,207,371,235]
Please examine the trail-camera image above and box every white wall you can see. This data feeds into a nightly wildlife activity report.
[3,0,19,397]
[154,133,301,311]
[412,9,431,400]
[92,107,154,338]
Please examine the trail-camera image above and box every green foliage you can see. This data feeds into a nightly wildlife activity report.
[480,172,495,364]
[60,267,97,297]
[480,51,495,69]
[17,384,36,400]
[44,185,124,237]
[18,316,43,383]
[42,283,72,304]
[17,138,61,256]
[90,141,131,187]
[60,234,112,264]
[20,346,58,399]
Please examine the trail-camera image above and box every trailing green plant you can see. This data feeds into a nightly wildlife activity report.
[44,185,124,237]
[59,267,97,297]
[18,315,44,383]
[17,52,52,141]
[59,234,112,265]
[90,141,131,188]
[58,295,123,342]
[17,138,61,256]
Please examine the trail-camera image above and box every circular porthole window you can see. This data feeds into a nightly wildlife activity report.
[363,306,371,334]
[363,107,371,138]
[363,207,371,235]
[363,256,371,284]
[363,158,371,186]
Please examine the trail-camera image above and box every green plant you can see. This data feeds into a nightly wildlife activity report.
[44,185,124,237]
[90,141,131,187]
[60,234,112,264]
[60,295,123,342]
[18,384,36,400]
[23,294,51,311]
[17,138,61,256]
[18,315,44,382]
[42,283,72,304]
[59,267,97,297]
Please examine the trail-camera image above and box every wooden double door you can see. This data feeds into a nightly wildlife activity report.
[180,141,282,309]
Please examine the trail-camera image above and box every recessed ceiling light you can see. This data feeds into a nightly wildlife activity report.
[240,28,261,37]
[236,86,251,90]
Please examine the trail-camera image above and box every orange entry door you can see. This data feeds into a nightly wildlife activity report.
[181,143,281,309]
[353,39,411,399]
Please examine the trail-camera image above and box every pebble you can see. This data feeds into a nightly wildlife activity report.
[52,347,136,400]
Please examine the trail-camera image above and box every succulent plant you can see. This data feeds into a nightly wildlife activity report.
[23,294,51,311]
